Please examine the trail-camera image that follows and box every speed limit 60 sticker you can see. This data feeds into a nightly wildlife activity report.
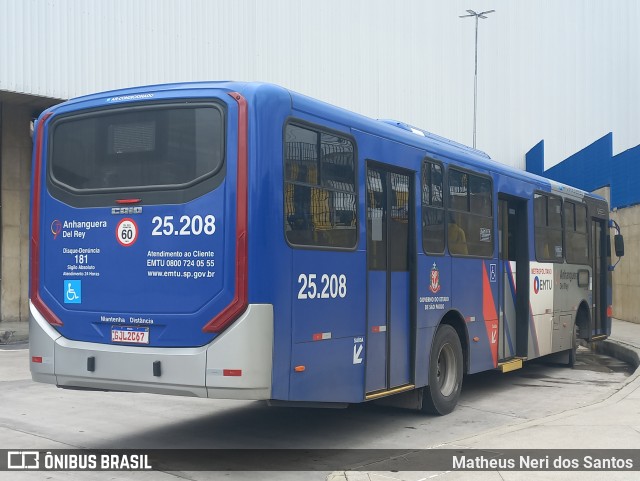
[116,218,138,247]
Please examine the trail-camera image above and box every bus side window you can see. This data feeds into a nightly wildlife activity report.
[534,193,564,262]
[565,201,589,264]
[421,160,445,254]
[284,123,357,249]
[448,168,493,257]
[448,214,468,255]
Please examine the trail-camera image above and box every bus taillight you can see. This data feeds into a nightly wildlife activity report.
[202,92,248,334]
[607,305,613,318]
[30,112,63,327]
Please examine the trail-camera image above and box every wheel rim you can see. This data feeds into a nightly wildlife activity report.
[436,342,457,397]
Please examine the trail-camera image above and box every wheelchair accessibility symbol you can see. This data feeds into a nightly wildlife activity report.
[64,280,82,304]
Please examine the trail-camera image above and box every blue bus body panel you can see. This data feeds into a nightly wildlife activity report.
[415,254,452,386]
[290,252,364,343]
[244,84,294,401]
[289,336,365,402]
[389,271,411,387]
[37,86,245,347]
[32,81,610,404]
[42,192,229,346]
[365,270,387,393]
[287,248,366,403]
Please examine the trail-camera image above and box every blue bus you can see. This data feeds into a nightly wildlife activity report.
[29,82,623,414]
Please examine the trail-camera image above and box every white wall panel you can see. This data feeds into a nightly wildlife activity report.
[1,0,639,170]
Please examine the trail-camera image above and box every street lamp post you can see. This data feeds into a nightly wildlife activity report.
[459,9,495,149]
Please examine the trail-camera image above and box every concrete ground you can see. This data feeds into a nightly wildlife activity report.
[0,319,638,480]
[0,320,28,344]
[330,318,640,480]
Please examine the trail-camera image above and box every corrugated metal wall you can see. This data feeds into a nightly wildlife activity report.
[1,0,639,169]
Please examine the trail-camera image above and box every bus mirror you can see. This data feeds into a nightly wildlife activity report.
[614,234,624,257]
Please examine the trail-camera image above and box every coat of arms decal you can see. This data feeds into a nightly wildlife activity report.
[429,262,441,293]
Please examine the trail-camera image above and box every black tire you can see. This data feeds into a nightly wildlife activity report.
[567,323,578,368]
[422,324,463,415]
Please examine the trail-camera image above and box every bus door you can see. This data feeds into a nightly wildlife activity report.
[498,197,529,360]
[365,163,414,395]
[590,218,607,338]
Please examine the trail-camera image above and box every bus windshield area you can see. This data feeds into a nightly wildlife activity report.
[50,104,225,192]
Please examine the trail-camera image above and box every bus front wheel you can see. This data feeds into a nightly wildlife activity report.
[422,324,463,415]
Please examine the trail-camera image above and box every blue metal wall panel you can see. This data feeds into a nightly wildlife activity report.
[611,145,640,209]
[526,133,640,210]
[544,133,613,192]
[525,140,545,176]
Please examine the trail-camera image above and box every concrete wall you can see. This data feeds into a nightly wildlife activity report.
[2,0,640,170]
[0,102,32,321]
[593,186,639,324]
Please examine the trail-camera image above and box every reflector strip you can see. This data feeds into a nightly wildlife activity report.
[31,356,43,363]
[607,305,613,317]
[223,369,242,377]
[372,325,387,333]
[312,332,331,341]
[202,92,249,333]
[30,112,63,327]
[115,198,141,204]
[294,366,306,372]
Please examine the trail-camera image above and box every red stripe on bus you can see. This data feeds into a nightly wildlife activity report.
[202,93,249,333]
[30,112,63,327]
[482,262,498,368]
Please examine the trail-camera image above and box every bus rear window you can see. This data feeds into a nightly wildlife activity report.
[50,104,224,191]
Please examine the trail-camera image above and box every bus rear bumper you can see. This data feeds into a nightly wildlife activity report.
[29,302,274,400]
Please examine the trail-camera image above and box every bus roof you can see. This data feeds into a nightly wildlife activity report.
[44,80,603,202]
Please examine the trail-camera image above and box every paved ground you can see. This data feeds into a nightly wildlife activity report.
[330,319,640,481]
[0,320,637,480]
[0,320,28,344]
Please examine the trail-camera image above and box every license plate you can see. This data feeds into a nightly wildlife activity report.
[111,326,149,344]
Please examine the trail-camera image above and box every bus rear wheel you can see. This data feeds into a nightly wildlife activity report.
[422,324,463,415]
[567,323,578,368]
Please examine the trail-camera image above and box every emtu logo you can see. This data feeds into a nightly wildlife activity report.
[533,276,552,294]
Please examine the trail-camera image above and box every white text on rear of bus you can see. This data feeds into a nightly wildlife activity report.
[151,215,216,236]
